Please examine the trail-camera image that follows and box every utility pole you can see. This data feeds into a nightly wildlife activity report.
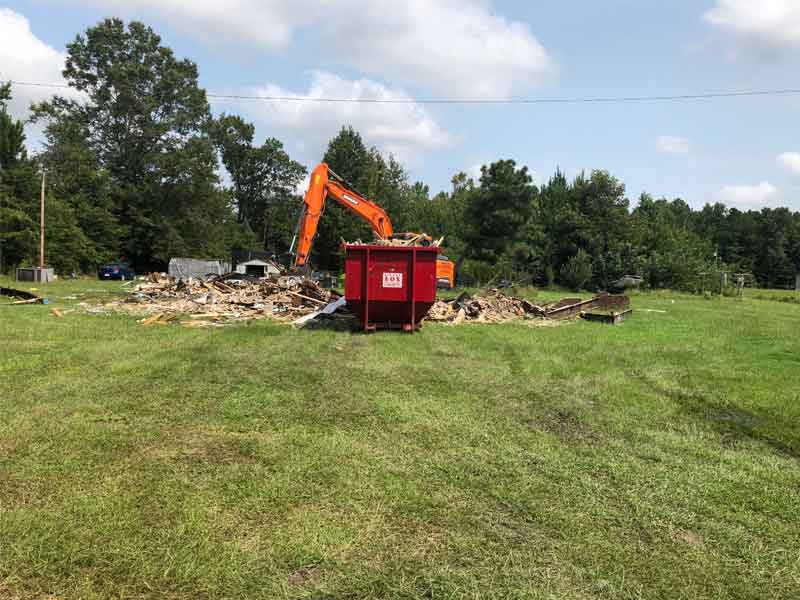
[39,169,46,268]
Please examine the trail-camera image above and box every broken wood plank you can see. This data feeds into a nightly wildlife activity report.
[212,280,236,294]
[287,291,327,305]
[141,313,164,326]
[11,298,39,305]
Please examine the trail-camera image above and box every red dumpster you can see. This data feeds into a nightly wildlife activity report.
[344,244,439,332]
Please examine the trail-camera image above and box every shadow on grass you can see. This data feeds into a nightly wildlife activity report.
[644,375,799,460]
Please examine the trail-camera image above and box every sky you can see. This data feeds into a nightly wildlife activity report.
[1,0,800,209]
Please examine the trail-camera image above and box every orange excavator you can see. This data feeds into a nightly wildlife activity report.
[291,162,455,288]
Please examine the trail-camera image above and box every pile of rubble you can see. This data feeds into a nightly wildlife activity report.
[100,272,630,330]
[112,273,339,327]
[346,233,445,248]
[427,290,630,324]
[427,290,544,324]
[427,290,541,323]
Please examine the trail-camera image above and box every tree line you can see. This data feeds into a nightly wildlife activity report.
[1,19,799,290]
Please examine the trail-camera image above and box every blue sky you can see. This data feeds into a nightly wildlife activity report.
[2,0,800,209]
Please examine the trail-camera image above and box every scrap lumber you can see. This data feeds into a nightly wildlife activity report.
[287,291,327,305]
[104,272,341,326]
[581,309,633,325]
[141,313,164,326]
[545,293,630,320]
[426,290,630,325]
[346,232,444,248]
[1,287,46,304]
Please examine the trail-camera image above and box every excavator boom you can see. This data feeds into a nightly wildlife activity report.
[291,162,455,288]
[293,163,393,268]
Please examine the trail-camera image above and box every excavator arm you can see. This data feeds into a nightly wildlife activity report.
[291,161,455,288]
[292,163,393,268]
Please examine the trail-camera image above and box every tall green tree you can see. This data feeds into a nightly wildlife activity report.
[36,109,122,271]
[755,208,797,288]
[0,83,26,170]
[0,83,38,272]
[211,114,305,254]
[465,160,536,265]
[31,19,242,270]
[570,170,631,287]
[631,193,711,289]
[314,126,373,269]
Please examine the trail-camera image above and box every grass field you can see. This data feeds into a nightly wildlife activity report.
[1,278,799,599]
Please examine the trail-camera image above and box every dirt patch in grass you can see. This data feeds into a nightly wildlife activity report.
[0,580,19,600]
[501,377,605,446]
[287,565,324,586]
[535,407,600,445]
[673,530,704,547]
[142,428,259,467]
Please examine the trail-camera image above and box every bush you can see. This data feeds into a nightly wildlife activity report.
[545,264,555,289]
[560,249,593,291]
[460,259,495,287]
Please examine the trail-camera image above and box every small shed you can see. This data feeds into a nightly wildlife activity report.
[16,267,54,283]
[168,258,231,279]
[231,250,282,278]
[235,259,281,278]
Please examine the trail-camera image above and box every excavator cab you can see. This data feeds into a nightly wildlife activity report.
[436,256,455,289]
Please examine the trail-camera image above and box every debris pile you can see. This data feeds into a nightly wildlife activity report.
[96,271,630,330]
[427,289,544,324]
[112,274,339,326]
[345,233,445,248]
[427,290,630,324]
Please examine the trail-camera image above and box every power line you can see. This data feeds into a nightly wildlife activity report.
[8,80,800,105]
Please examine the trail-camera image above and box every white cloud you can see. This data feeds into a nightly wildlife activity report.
[466,163,484,181]
[716,181,779,208]
[656,136,691,155]
[704,1,800,54]
[295,173,311,196]
[777,152,800,175]
[66,0,554,98]
[75,0,314,51]
[235,71,458,165]
[0,9,72,118]
[324,0,554,98]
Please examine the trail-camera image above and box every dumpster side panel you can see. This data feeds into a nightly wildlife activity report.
[344,247,366,301]
[367,250,411,302]
[413,253,437,303]
[344,245,438,331]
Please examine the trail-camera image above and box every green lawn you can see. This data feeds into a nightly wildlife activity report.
[1,279,799,599]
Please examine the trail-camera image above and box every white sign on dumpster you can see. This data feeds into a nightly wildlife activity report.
[382,272,403,288]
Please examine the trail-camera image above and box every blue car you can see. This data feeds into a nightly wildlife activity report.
[98,263,136,281]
